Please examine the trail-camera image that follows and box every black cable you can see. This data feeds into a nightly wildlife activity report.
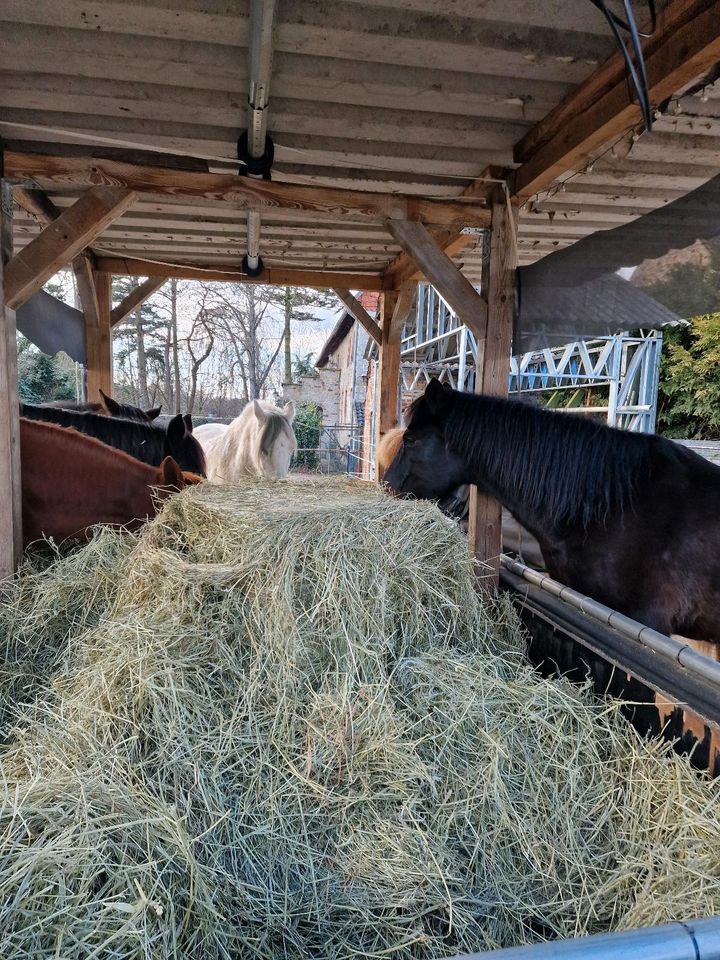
[588,0,657,132]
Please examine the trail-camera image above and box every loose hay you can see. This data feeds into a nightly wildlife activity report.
[1,478,719,959]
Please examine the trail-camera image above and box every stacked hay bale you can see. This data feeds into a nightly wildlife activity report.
[0,478,719,959]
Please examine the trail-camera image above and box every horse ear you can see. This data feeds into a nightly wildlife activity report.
[425,378,450,416]
[100,390,121,415]
[252,399,267,423]
[167,414,185,444]
[159,456,185,490]
[146,405,162,421]
[183,414,193,433]
[283,400,296,423]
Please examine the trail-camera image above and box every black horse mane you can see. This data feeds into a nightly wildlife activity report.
[409,391,661,528]
[20,403,205,476]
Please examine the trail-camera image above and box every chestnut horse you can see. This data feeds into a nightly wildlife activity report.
[20,404,206,477]
[384,379,720,642]
[21,419,202,547]
[43,389,162,422]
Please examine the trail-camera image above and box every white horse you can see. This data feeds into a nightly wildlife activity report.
[194,400,297,482]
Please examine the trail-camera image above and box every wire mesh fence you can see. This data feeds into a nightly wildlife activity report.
[291,423,365,476]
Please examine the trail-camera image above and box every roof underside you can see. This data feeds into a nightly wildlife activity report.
[2,0,719,283]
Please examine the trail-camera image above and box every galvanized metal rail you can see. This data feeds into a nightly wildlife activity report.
[447,918,720,960]
[500,555,720,730]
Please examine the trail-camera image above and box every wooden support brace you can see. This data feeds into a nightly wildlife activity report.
[0,182,22,575]
[84,270,113,401]
[333,288,382,345]
[4,186,135,310]
[96,256,388,292]
[375,288,401,481]
[385,220,487,341]
[468,189,518,587]
[111,277,166,328]
[388,281,417,341]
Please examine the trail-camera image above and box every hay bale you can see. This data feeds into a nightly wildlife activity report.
[0,478,719,959]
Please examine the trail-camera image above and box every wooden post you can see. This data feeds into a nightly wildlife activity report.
[0,181,22,575]
[468,189,518,585]
[85,270,113,400]
[375,288,400,480]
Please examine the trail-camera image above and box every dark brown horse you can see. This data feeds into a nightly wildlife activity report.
[383,379,720,642]
[21,418,202,546]
[43,389,162,422]
[20,404,206,477]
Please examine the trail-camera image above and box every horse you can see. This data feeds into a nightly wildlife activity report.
[383,379,720,642]
[43,389,162,422]
[20,404,206,477]
[194,400,297,482]
[377,427,545,569]
[21,418,202,547]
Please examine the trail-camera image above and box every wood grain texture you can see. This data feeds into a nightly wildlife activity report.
[385,219,487,340]
[96,256,389,291]
[0,182,22,575]
[4,151,491,230]
[468,190,517,586]
[512,0,720,200]
[376,288,401,480]
[333,288,382,344]
[110,276,166,327]
[85,270,113,400]
[4,186,135,309]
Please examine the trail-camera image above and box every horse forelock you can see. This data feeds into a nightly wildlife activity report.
[442,391,651,529]
[259,414,295,458]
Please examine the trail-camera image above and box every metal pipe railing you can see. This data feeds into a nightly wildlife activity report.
[501,555,720,688]
[446,918,720,960]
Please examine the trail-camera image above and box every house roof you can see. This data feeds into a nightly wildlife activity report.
[316,292,379,369]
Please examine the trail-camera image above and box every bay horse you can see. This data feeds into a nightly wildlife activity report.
[43,389,162,422]
[21,419,202,547]
[194,400,296,482]
[20,404,206,477]
[383,379,720,642]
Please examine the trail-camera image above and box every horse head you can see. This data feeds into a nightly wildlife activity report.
[165,414,207,477]
[383,379,467,501]
[252,399,297,477]
[99,389,162,422]
[158,456,204,490]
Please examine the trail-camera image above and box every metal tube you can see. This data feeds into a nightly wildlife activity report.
[501,555,720,688]
[247,0,277,158]
[446,918,720,960]
[244,0,277,269]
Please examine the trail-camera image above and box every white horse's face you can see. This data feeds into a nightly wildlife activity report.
[254,399,297,478]
[264,427,297,477]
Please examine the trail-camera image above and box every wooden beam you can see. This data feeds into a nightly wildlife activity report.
[388,280,417,341]
[0,182,22,574]
[384,231,475,288]
[13,186,61,225]
[467,189,518,587]
[96,256,389,291]
[511,0,720,201]
[4,151,491,231]
[4,186,135,309]
[111,277,166,328]
[376,288,401,481]
[85,270,113,400]
[385,220,487,340]
[333,288,382,345]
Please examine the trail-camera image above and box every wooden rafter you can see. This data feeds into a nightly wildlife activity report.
[511,0,720,201]
[111,277,167,328]
[333,288,382,345]
[3,151,491,231]
[4,186,135,309]
[95,256,389,291]
[385,220,487,339]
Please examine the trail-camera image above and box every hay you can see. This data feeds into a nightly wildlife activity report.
[1,478,719,959]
